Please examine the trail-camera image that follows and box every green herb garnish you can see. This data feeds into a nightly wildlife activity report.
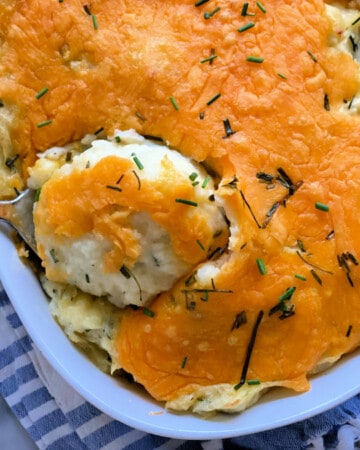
[92,14,98,30]
[201,176,210,188]
[315,202,329,212]
[37,120,52,128]
[247,379,261,385]
[307,50,317,62]
[206,93,221,106]
[181,356,188,368]
[238,22,255,32]
[256,1,266,13]
[246,56,264,63]
[35,87,49,100]
[131,153,144,170]
[256,258,267,275]
[234,310,264,390]
[204,6,220,19]
[175,198,198,207]
[195,0,209,5]
[143,308,155,318]
[200,54,218,64]
[169,96,179,110]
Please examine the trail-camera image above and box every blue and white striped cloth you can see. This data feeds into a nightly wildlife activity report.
[1,281,360,449]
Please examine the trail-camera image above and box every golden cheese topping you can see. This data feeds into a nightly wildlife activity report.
[34,132,228,308]
[2,0,360,413]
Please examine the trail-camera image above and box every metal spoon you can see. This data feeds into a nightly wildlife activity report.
[0,189,37,254]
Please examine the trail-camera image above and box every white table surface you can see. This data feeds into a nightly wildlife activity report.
[0,394,38,450]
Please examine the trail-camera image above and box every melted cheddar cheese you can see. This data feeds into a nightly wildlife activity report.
[1,0,360,413]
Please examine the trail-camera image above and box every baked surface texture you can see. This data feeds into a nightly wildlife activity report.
[1,0,360,414]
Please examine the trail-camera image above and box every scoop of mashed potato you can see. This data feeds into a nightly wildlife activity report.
[32,130,229,308]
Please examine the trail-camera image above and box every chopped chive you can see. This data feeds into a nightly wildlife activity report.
[85,273,90,283]
[234,310,264,390]
[59,0,64,3]
[106,185,122,192]
[326,229,335,240]
[352,16,360,26]
[169,96,179,110]
[200,54,218,64]
[135,111,146,122]
[195,0,209,5]
[50,249,59,263]
[192,181,199,186]
[277,72,287,80]
[241,2,249,16]
[65,151,72,162]
[296,250,333,274]
[34,187,41,202]
[238,22,255,32]
[181,288,232,294]
[297,239,306,253]
[307,50,317,62]
[116,174,125,185]
[5,154,19,169]
[131,153,144,170]
[324,94,330,111]
[35,87,49,100]
[143,307,155,318]
[189,172,198,181]
[92,14,98,29]
[349,35,357,53]
[347,252,359,266]
[114,135,121,143]
[181,356,188,368]
[132,170,141,190]
[223,118,235,138]
[256,258,267,275]
[120,265,143,301]
[204,6,220,19]
[310,269,322,285]
[276,167,295,192]
[246,56,264,63]
[199,111,205,120]
[196,239,205,251]
[206,93,221,106]
[175,198,198,207]
[247,379,261,385]
[231,311,247,330]
[240,190,262,228]
[201,176,211,188]
[83,4,91,15]
[256,172,274,183]
[278,286,296,302]
[295,274,307,281]
[348,96,355,110]
[37,120,52,128]
[346,325,353,337]
[120,265,131,279]
[185,272,197,286]
[256,1,266,13]
[201,290,209,301]
[315,202,329,212]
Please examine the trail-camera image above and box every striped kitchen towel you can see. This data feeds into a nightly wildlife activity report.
[1,281,360,449]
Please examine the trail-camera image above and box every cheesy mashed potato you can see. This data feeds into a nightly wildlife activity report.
[2,0,360,415]
[31,129,229,308]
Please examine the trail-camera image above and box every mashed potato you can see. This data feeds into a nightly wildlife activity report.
[32,130,229,308]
